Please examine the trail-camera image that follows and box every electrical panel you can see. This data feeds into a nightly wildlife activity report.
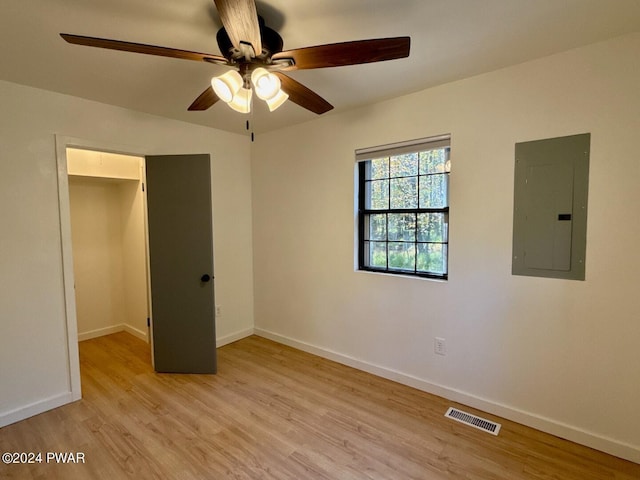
[512,133,590,280]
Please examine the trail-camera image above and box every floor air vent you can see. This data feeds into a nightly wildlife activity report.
[445,407,501,435]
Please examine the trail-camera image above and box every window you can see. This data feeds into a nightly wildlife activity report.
[357,136,451,280]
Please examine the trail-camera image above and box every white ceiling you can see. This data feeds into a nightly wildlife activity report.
[2,0,639,134]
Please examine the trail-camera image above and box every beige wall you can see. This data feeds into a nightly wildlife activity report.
[119,172,149,339]
[69,177,129,338]
[0,80,255,426]
[251,33,640,461]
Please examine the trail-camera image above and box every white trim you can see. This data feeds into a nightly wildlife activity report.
[56,135,148,157]
[254,327,640,464]
[55,135,150,406]
[0,393,76,428]
[78,325,126,342]
[123,324,149,342]
[54,136,82,402]
[77,324,149,343]
[80,323,253,349]
[217,327,255,347]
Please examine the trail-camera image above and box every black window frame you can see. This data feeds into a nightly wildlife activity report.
[357,138,450,280]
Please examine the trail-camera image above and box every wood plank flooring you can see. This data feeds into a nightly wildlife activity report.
[1,332,638,479]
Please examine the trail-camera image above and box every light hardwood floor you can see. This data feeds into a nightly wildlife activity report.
[1,332,638,479]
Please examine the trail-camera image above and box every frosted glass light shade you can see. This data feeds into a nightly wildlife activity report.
[228,87,253,113]
[211,70,243,103]
[266,89,289,112]
[251,67,281,101]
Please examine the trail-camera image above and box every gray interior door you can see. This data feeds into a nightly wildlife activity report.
[146,154,216,373]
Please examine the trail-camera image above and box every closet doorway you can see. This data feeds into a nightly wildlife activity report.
[63,146,217,376]
[67,148,151,352]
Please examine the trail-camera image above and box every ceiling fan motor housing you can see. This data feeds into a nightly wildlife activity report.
[216,16,283,62]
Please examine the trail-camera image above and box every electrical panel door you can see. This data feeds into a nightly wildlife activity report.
[512,133,590,280]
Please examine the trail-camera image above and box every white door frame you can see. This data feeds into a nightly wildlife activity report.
[55,135,152,401]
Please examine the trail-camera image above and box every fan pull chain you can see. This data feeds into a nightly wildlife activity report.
[246,120,254,142]
[246,119,254,141]
[249,93,255,142]
[247,120,255,142]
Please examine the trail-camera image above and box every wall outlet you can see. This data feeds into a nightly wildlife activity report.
[434,337,446,356]
[215,305,222,317]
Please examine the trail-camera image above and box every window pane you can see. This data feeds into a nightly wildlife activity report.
[366,158,389,180]
[419,174,448,208]
[390,177,418,209]
[388,242,416,271]
[419,148,447,174]
[368,241,387,268]
[417,244,448,275]
[367,214,387,241]
[365,179,389,209]
[359,139,450,279]
[390,153,418,178]
[417,213,448,243]
[388,213,415,241]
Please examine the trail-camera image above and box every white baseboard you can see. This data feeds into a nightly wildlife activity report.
[123,324,148,342]
[254,327,640,464]
[78,324,125,342]
[217,327,254,347]
[0,392,76,428]
[79,325,252,346]
[79,323,148,343]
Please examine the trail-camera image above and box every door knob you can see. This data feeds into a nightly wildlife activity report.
[200,274,212,283]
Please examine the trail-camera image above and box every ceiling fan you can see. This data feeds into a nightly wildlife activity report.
[60,0,410,116]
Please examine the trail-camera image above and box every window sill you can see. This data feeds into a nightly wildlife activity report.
[355,268,448,283]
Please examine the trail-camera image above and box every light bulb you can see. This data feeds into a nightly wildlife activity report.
[266,89,289,112]
[228,87,252,113]
[211,70,243,103]
[251,67,281,101]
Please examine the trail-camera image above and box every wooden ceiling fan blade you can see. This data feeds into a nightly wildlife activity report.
[272,37,410,70]
[213,0,262,56]
[188,86,220,111]
[60,33,228,64]
[274,73,333,115]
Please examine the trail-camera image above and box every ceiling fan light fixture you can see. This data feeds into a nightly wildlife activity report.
[266,89,289,112]
[228,87,253,113]
[251,67,281,101]
[211,70,243,103]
